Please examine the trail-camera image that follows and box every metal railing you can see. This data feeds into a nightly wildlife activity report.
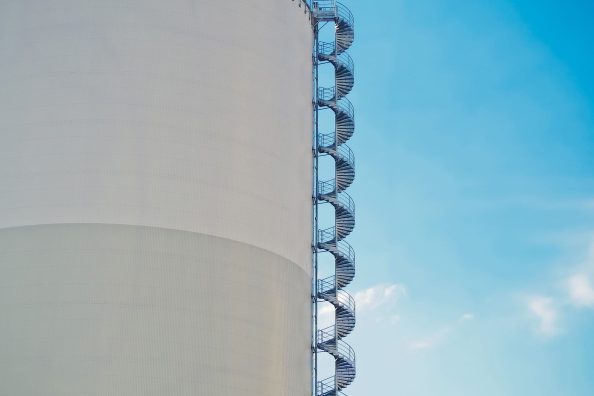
[318,42,355,75]
[318,180,355,215]
[335,290,356,314]
[318,276,356,310]
[336,3,354,29]
[317,41,336,56]
[312,0,337,20]
[313,1,355,30]
[317,376,335,396]
[318,326,356,365]
[318,275,337,294]
[317,376,348,396]
[316,377,334,396]
[318,132,335,148]
[318,87,355,121]
[319,133,355,166]
[318,86,336,101]
[318,179,336,196]
[318,227,356,263]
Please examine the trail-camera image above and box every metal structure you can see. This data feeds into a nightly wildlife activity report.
[311,2,357,396]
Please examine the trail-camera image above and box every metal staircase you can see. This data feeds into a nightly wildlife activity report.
[311,1,356,396]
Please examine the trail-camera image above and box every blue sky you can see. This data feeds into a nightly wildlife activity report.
[333,0,594,395]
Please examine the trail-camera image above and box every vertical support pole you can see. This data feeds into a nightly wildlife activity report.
[311,8,320,396]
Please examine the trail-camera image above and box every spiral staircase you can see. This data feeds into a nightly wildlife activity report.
[312,2,356,396]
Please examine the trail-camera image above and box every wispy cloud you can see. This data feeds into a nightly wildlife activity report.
[317,283,407,327]
[407,312,474,352]
[317,303,335,327]
[527,296,558,337]
[354,283,407,313]
[408,327,451,351]
[565,234,594,308]
[567,274,594,308]
[460,313,475,321]
[521,224,594,336]
[375,314,402,325]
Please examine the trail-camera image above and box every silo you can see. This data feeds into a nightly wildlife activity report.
[0,1,313,395]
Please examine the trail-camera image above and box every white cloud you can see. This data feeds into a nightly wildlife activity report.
[564,233,594,309]
[317,304,335,327]
[407,313,474,352]
[408,327,450,351]
[317,284,406,328]
[460,313,474,321]
[527,296,558,337]
[567,274,594,308]
[354,283,407,313]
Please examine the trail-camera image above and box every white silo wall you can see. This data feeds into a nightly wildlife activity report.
[0,0,313,395]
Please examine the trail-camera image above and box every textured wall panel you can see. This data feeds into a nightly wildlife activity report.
[0,0,313,394]
[0,0,313,271]
[0,224,311,396]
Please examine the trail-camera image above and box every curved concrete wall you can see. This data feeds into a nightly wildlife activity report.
[0,0,312,269]
[0,1,313,395]
[0,225,311,395]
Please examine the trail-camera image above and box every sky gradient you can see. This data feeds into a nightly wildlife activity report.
[336,0,594,394]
